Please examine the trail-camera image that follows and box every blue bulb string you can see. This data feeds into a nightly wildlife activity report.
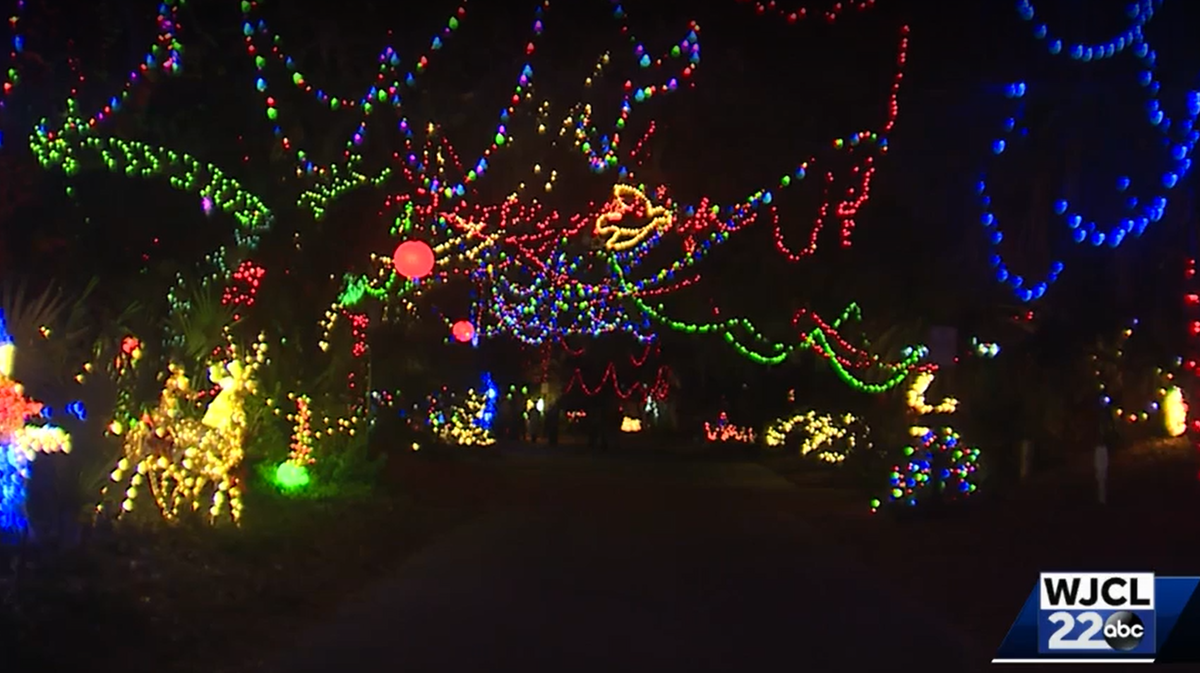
[976,34,1200,302]
[1015,0,1161,60]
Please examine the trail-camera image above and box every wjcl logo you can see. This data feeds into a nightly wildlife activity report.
[1038,572,1156,655]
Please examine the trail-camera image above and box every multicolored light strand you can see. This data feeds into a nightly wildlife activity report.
[734,0,876,23]
[1015,0,1159,60]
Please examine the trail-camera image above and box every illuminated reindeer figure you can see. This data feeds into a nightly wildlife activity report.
[103,336,266,525]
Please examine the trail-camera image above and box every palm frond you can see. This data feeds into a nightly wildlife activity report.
[167,282,234,367]
[1,278,68,346]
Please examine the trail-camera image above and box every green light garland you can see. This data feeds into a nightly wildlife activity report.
[30,106,274,250]
[607,254,926,392]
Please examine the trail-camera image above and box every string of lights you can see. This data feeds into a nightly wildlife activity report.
[608,250,928,388]
[591,26,908,268]
[1015,0,1160,61]
[734,0,876,24]
[242,0,549,219]
[0,0,23,143]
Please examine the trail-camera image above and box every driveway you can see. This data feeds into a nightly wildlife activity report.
[269,451,988,672]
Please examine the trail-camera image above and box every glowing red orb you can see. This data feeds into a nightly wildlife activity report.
[451,320,476,343]
[392,240,435,279]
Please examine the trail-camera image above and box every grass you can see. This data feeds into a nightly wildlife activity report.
[785,441,1200,650]
[0,483,475,673]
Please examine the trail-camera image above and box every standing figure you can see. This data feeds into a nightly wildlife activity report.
[1096,408,1117,504]
[529,402,543,444]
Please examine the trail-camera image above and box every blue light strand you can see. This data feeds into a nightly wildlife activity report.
[0,444,30,536]
[1016,0,1160,60]
[976,45,1200,302]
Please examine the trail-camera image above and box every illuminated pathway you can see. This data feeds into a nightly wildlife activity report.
[272,450,988,672]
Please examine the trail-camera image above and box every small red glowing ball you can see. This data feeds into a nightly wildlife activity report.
[392,240,435,279]
[451,320,476,343]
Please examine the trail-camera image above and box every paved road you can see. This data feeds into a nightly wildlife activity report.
[271,451,988,672]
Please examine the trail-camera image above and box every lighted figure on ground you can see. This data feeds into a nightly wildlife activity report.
[1163,386,1188,438]
[0,311,72,536]
[104,335,268,525]
[621,416,642,433]
[704,411,755,443]
[870,369,983,512]
[428,375,498,446]
[272,393,316,491]
[764,410,862,463]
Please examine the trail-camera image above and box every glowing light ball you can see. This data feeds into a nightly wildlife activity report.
[393,240,435,279]
[272,460,311,491]
[451,320,476,343]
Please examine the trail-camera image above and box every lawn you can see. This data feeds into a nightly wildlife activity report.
[791,440,1200,651]
[0,486,476,673]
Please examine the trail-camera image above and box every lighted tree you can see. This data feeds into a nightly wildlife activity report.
[431,378,497,446]
[870,370,983,513]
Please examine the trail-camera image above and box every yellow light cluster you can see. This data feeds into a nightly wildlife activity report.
[905,371,958,415]
[764,411,859,463]
[11,425,71,458]
[1163,386,1188,438]
[266,393,364,444]
[621,416,642,432]
[106,335,268,525]
[436,388,495,446]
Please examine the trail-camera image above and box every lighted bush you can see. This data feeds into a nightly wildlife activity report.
[256,392,385,498]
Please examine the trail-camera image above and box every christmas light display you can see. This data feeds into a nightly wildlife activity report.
[29,1,274,252]
[307,3,703,346]
[298,11,904,349]
[104,335,268,525]
[704,411,755,443]
[764,411,861,464]
[870,370,982,512]
[621,416,642,433]
[734,0,877,23]
[977,18,1200,302]
[0,311,73,535]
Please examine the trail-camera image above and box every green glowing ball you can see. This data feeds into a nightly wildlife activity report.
[273,461,311,490]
